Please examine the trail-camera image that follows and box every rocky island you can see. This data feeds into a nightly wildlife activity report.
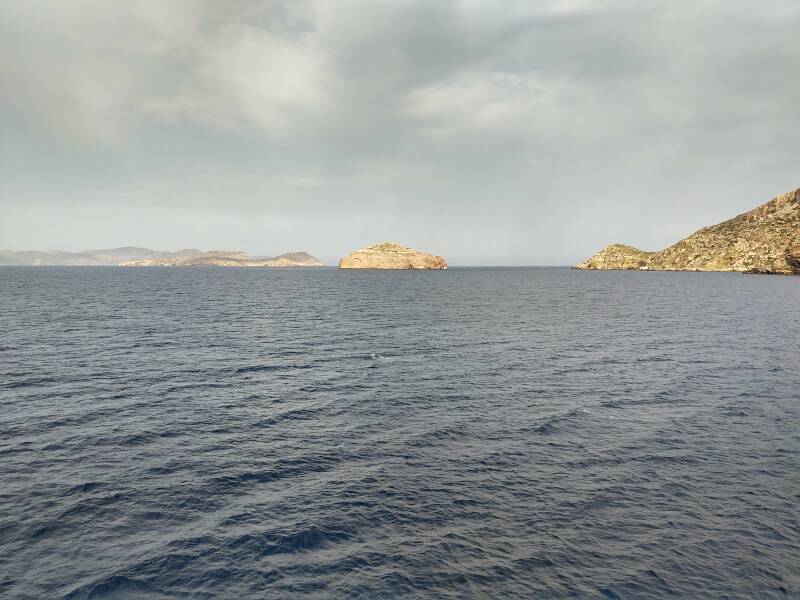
[339,242,448,269]
[575,187,800,274]
[0,247,323,267]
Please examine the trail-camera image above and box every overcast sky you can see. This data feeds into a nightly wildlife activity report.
[1,1,798,265]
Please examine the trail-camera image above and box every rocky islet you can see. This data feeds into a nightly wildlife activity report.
[338,242,448,270]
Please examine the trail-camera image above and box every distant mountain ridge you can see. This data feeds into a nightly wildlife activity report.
[0,247,324,267]
[575,187,800,274]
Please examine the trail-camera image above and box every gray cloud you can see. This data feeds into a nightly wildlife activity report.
[1,0,799,264]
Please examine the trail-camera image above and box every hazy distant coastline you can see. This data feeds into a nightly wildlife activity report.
[6,185,799,274]
[0,247,324,267]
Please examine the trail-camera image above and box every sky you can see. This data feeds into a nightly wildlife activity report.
[1,0,798,265]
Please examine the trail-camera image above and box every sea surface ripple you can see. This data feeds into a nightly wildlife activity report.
[0,267,798,599]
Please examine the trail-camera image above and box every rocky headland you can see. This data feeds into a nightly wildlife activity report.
[339,242,448,269]
[0,247,323,267]
[575,187,800,274]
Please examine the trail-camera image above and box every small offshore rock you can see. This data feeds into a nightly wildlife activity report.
[339,242,448,269]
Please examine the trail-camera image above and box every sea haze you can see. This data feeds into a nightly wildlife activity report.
[1,267,798,598]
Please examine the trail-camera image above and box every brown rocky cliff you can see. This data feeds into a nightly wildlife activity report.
[575,188,800,274]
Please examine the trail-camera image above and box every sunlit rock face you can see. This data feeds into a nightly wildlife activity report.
[339,242,448,270]
[575,188,800,274]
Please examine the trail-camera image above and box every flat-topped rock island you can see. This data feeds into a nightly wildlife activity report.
[339,242,448,269]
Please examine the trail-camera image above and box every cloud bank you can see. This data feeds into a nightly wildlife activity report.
[1,0,799,264]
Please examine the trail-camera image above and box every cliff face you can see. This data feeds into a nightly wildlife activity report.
[575,188,800,274]
[339,242,448,269]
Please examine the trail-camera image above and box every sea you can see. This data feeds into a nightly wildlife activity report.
[1,266,798,599]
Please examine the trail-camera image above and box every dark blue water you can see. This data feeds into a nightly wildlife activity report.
[1,267,798,599]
